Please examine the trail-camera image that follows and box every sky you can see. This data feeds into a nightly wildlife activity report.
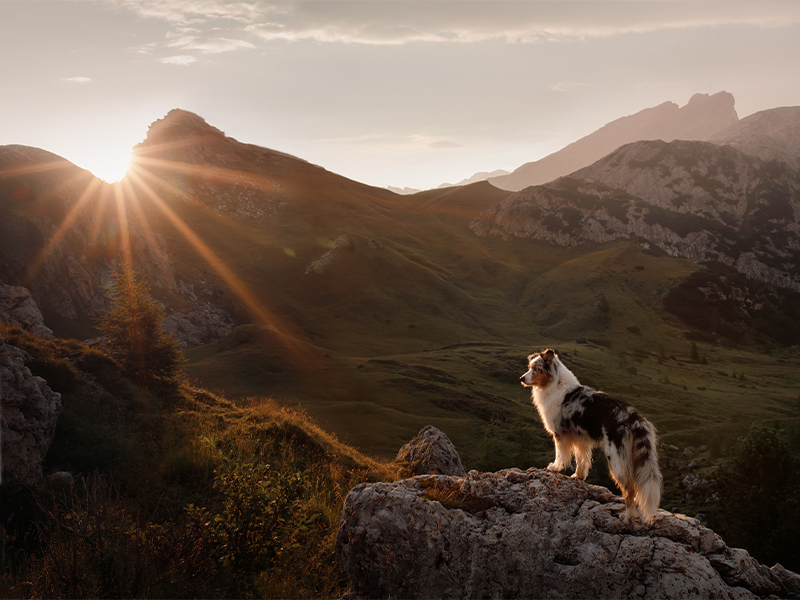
[1,1,800,190]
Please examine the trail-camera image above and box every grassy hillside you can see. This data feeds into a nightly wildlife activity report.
[5,122,800,583]
[0,325,399,598]
[185,237,800,519]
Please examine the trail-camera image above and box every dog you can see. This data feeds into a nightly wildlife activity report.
[520,349,662,524]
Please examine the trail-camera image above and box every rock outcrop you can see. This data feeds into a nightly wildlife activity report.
[0,283,54,339]
[395,425,466,477]
[336,468,800,599]
[711,106,800,172]
[0,334,62,487]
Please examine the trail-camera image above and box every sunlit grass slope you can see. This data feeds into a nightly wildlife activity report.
[0,325,398,598]
[185,238,800,516]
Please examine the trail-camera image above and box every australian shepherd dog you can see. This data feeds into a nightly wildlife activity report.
[520,349,662,524]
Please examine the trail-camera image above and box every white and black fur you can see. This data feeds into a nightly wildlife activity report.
[520,349,662,524]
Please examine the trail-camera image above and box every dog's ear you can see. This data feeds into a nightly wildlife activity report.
[543,349,556,362]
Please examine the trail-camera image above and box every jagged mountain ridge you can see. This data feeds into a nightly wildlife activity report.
[4,107,800,468]
[3,104,800,352]
[711,106,800,172]
[472,139,800,291]
[488,91,739,192]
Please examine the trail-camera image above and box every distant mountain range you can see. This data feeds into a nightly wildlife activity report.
[483,91,738,192]
[2,99,800,346]
[3,97,800,459]
[390,169,511,195]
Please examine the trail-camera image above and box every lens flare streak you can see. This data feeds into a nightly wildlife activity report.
[126,165,302,349]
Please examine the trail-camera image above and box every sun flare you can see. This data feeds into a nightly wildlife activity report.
[72,147,132,183]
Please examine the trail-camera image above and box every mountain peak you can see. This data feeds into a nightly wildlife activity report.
[488,91,739,191]
[142,109,226,145]
[686,90,734,107]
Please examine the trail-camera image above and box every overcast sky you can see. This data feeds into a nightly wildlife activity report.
[2,1,800,189]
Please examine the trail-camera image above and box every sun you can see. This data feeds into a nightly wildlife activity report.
[67,145,133,183]
[83,147,132,183]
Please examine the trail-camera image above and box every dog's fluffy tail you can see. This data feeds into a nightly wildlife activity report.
[632,420,662,524]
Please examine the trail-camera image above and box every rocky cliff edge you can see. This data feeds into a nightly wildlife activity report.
[337,462,800,599]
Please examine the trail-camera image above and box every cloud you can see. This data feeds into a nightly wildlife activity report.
[62,76,91,83]
[133,41,159,54]
[116,0,800,46]
[167,35,255,53]
[113,0,268,25]
[159,54,197,65]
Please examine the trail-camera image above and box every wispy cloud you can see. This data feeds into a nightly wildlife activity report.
[159,55,197,65]
[167,35,255,53]
[114,0,267,25]
[116,0,800,47]
[62,76,91,83]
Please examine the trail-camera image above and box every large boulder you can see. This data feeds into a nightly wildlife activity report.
[0,283,54,339]
[395,425,466,477]
[0,334,62,486]
[336,468,800,599]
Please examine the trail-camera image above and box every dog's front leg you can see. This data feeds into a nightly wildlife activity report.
[547,434,571,472]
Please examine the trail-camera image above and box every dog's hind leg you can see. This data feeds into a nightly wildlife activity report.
[572,441,594,479]
[620,489,637,524]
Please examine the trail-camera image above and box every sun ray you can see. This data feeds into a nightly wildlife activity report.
[88,183,114,251]
[126,165,305,354]
[0,159,75,178]
[113,181,134,271]
[23,177,103,286]
[128,161,270,249]
[131,155,281,194]
[120,177,176,291]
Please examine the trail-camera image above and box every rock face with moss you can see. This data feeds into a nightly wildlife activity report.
[0,334,62,486]
[336,468,800,599]
[395,425,466,477]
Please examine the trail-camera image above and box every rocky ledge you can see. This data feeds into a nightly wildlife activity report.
[336,467,800,599]
[0,334,62,487]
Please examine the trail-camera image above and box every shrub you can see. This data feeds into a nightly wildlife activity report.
[186,452,319,580]
[709,426,800,571]
[17,476,217,599]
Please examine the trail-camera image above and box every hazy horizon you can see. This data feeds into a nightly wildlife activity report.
[2,1,800,189]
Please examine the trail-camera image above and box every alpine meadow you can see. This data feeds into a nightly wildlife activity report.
[2,2,800,596]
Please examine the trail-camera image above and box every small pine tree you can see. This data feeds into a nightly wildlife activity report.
[98,266,184,390]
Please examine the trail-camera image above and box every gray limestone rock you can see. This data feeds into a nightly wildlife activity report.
[0,335,62,487]
[395,425,466,477]
[335,468,800,599]
[0,284,54,339]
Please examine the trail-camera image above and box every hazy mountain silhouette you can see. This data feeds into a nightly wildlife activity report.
[488,91,738,191]
[3,104,800,461]
[438,169,511,189]
[710,106,800,172]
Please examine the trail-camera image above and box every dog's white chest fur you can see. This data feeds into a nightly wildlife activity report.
[532,377,577,435]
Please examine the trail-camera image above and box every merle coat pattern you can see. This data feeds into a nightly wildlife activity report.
[520,349,662,524]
